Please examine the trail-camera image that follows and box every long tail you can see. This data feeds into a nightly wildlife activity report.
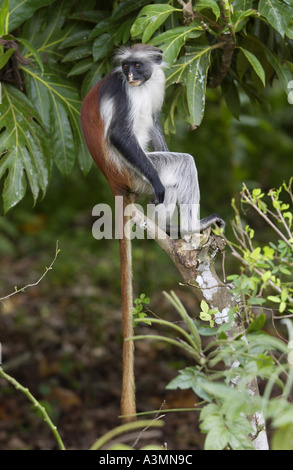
[119,196,136,421]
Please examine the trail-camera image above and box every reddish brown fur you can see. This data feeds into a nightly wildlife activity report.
[81,79,136,421]
[80,79,131,197]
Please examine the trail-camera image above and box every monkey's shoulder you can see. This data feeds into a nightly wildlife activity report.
[99,71,125,103]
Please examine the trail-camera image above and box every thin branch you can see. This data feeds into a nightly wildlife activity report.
[241,186,292,248]
[0,366,66,450]
[0,241,60,302]
[269,190,293,240]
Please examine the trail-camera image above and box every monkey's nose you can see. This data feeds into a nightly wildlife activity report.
[128,73,133,81]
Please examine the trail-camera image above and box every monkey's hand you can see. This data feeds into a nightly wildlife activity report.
[153,180,165,204]
[215,216,226,231]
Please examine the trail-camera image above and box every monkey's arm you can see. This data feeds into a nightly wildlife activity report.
[150,113,169,152]
[110,125,165,203]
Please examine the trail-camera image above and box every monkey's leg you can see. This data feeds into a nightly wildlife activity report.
[147,152,225,236]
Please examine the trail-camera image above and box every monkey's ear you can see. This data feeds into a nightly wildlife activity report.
[155,50,163,64]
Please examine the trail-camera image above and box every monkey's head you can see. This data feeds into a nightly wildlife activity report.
[115,44,163,87]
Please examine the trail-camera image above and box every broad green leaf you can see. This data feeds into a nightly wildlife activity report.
[92,33,113,62]
[258,0,293,37]
[232,9,260,32]
[222,79,241,119]
[67,58,93,77]
[167,367,212,401]
[246,312,266,332]
[196,0,221,20]
[69,10,109,24]
[286,20,293,38]
[131,4,181,42]
[18,37,44,75]
[264,46,293,93]
[111,0,150,21]
[186,48,211,126]
[233,0,253,9]
[149,22,203,65]
[89,18,113,40]
[21,0,79,61]
[165,47,211,125]
[0,84,50,212]
[0,47,15,70]
[239,47,266,86]
[58,28,91,50]
[204,425,229,450]
[21,65,92,175]
[4,0,56,33]
[271,424,293,450]
[227,419,255,450]
[62,44,92,63]
[0,0,9,35]
[81,59,109,98]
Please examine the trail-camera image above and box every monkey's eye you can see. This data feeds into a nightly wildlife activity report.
[134,63,141,69]
[123,64,128,71]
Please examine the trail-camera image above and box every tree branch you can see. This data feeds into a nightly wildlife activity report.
[129,203,269,450]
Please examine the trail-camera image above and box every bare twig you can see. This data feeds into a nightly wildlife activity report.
[0,241,60,302]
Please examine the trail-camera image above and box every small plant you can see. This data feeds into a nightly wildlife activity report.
[199,300,218,328]
[132,293,151,325]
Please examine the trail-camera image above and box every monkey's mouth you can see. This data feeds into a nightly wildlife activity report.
[129,80,142,87]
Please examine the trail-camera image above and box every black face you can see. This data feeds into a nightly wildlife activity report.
[122,60,153,87]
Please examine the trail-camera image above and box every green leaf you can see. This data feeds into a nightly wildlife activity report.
[200,300,210,313]
[167,367,212,401]
[286,20,293,39]
[21,65,92,176]
[5,0,56,32]
[21,1,79,61]
[246,313,266,332]
[222,79,241,119]
[92,33,113,62]
[67,58,93,77]
[58,28,91,50]
[111,0,150,21]
[268,295,281,303]
[0,0,9,35]
[233,0,253,9]
[0,47,15,70]
[81,60,108,98]
[165,47,211,126]
[149,22,203,65]
[186,47,211,127]
[232,9,259,32]
[258,0,293,37]
[204,425,229,450]
[196,0,221,20]
[271,424,293,450]
[18,37,44,75]
[264,47,293,93]
[69,10,109,24]
[239,47,266,86]
[62,44,92,63]
[131,4,180,42]
[0,84,50,212]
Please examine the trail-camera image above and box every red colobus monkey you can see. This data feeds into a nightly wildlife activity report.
[81,44,224,421]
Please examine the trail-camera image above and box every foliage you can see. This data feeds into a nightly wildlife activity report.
[226,179,293,320]
[133,180,293,450]
[0,0,292,212]
[132,293,151,325]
